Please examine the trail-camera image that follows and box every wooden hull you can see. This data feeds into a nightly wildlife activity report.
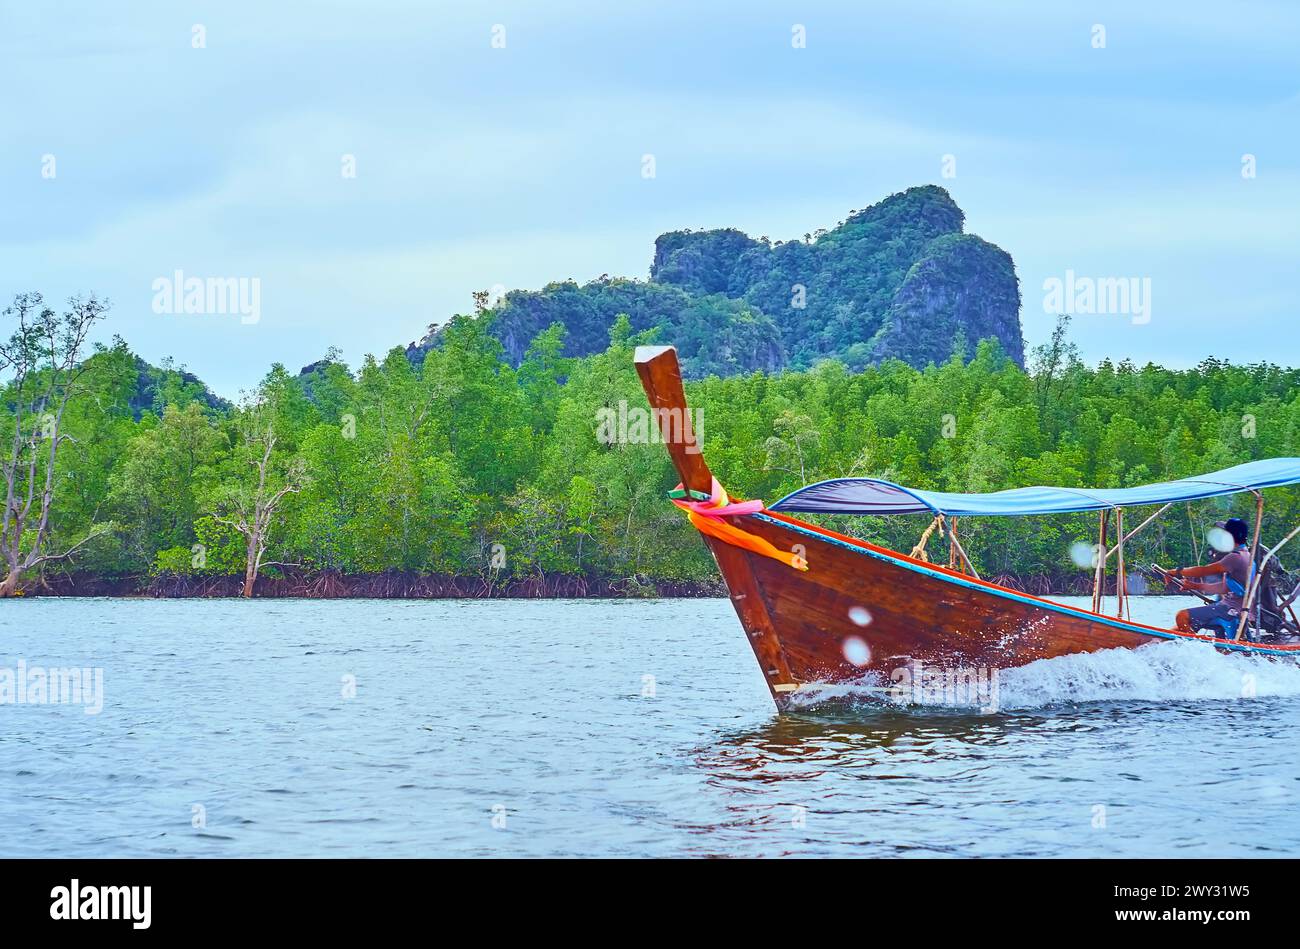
[709,510,1300,706]
[632,344,1300,710]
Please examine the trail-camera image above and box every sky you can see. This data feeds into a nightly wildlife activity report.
[3,1,1298,397]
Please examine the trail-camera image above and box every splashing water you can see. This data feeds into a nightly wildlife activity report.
[790,638,1300,712]
[997,638,1300,708]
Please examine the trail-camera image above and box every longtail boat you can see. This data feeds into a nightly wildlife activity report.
[635,345,1300,708]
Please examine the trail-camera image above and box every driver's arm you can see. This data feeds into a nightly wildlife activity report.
[1177,563,1227,579]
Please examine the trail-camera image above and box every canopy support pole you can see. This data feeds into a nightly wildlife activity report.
[1237,522,1300,641]
[948,518,980,580]
[1104,503,1173,562]
[1115,508,1127,619]
[1092,510,1110,613]
[1235,492,1268,641]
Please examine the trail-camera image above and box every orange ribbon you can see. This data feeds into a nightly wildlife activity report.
[671,478,809,572]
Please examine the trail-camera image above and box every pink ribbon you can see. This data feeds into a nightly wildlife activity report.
[671,477,765,518]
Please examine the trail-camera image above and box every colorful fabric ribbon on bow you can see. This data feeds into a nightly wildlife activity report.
[670,477,809,571]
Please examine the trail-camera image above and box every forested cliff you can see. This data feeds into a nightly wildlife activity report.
[410,185,1024,377]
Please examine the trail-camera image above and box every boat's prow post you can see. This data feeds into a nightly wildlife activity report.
[633,345,713,495]
[634,344,800,710]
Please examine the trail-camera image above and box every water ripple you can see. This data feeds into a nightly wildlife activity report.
[0,596,1297,856]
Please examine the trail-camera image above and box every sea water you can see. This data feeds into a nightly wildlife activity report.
[1,595,1296,857]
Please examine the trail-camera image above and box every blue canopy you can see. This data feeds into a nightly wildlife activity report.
[769,458,1300,517]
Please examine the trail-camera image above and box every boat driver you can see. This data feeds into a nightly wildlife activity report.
[1160,518,1252,637]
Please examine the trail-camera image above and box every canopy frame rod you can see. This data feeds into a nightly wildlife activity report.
[1104,503,1172,562]
[948,517,979,580]
[1234,492,1269,641]
[1092,510,1110,614]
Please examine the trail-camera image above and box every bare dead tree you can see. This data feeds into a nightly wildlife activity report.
[210,396,306,598]
[0,293,110,596]
[762,411,820,484]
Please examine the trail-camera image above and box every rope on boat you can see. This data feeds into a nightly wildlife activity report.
[909,514,946,562]
[669,478,809,571]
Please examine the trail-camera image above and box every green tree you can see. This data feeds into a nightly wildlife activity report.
[0,293,111,595]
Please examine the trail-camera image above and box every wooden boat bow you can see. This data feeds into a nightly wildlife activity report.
[635,346,1300,710]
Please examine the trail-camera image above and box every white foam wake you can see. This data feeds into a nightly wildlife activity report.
[789,639,1300,711]
[998,639,1300,708]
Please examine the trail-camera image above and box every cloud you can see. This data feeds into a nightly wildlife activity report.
[2,0,1298,393]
